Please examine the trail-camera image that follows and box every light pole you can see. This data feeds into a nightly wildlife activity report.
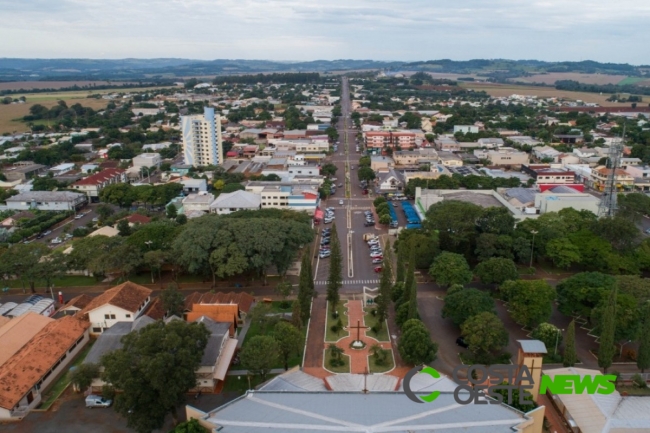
[620,340,632,358]
[554,327,565,356]
[529,230,538,268]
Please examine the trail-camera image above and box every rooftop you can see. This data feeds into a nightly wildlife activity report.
[184,292,254,314]
[0,316,89,410]
[72,168,124,186]
[84,316,156,365]
[5,191,85,202]
[211,190,261,209]
[0,312,53,366]
[78,281,152,316]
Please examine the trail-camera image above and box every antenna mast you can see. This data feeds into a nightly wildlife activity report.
[597,126,626,218]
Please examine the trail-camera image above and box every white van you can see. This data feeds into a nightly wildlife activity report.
[85,395,112,408]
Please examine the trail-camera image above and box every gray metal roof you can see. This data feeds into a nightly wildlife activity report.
[518,339,548,354]
[211,190,261,209]
[505,187,536,204]
[193,316,231,366]
[260,370,328,392]
[6,191,84,202]
[203,391,528,432]
[84,317,155,364]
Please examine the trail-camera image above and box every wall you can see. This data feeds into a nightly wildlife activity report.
[88,305,136,334]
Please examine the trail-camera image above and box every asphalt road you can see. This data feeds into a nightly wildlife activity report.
[25,203,104,248]
[312,77,386,294]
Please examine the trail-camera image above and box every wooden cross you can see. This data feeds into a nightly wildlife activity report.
[349,319,368,341]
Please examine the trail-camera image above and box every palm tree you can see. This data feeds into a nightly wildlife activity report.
[329,343,344,362]
[369,344,386,363]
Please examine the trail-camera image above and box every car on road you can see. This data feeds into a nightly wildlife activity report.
[50,237,62,244]
[75,214,84,219]
[338,183,343,188]
[372,258,383,264]
[339,199,344,205]
[42,230,52,236]
[85,395,112,408]
[364,221,375,227]
[456,337,469,348]
[362,189,368,195]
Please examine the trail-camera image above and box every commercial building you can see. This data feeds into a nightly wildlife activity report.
[245,180,320,213]
[181,107,223,167]
[182,192,216,216]
[590,166,634,191]
[453,125,479,134]
[71,168,126,201]
[5,191,87,211]
[474,148,529,167]
[209,190,261,215]
[1,162,46,182]
[132,153,162,169]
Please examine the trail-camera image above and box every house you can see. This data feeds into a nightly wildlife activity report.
[132,153,162,169]
[437,151,463,167]
[533,146,561,162]
[477,138,505,148]
[5,191,87,211]
[393,151,420,166]
[182,192,215,216]
[0,211,35,229]
[245,181,321,213]
[590,166,634,191]
[191,316,238,393]
[521,165,580,190]
[1,162,46,182]
[370,155,394,172]
[48,163,75,176]
[184,291,254,326]
[122,213,152,226]
[434,137,460,152]
[77,281,153,335]
[71,168,126,202]
[376,169,404,193]
[178,178,207,194]
[55,294,94,317]
[83,316,157,391]
[474,148,529,167]
[508,136,543,147]
[0,316,90,419]
[210,190,261,215]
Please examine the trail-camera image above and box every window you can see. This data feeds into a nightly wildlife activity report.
[110,314,116,320]
[104,314,110,320]
[92,327,102,333]
[125,314,131,318]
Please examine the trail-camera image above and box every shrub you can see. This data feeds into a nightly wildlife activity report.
[626,349,637,361]
[632,373,647,389]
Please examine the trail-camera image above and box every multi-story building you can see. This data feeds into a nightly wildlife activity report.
[71,168,126,202]
[590,166,634,191]
[181,107,223,167]
[245,180,320,213]
[364,131,416,150]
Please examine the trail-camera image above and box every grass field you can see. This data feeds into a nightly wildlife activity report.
[325,302,349,342]
[617,77,649,86]
[513,72,628,86]
[0,81,136,91]
[461,82,638,107]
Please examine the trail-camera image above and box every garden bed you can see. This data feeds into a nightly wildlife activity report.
[362,306,390,342]
[325,302,349,342]
[368,349,394,373]
[324,348,351,373]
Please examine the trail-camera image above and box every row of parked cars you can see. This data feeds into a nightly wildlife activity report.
[323,207,335,224]
[319,226,333,259]
[367,235,383,272]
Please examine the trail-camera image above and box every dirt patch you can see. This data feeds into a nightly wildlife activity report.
[0,98,108,134]
[513,73,628,86]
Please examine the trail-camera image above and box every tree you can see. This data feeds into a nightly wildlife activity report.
[291,300,303,330]
[637,305,650,372]
[398,320,438,365]
[563,320,578,367]
[96,203,115,220]
[70,363,100,392]
[176,214,187,225]
[502,280,556,328]
[117,219,131,237]
[442,288,495,326]
[275,281,293,308]
[221,183,245,193]
[297,250,314,325]
[474,258,518,286]
[274,322,304,370]
[240,335,280,380]
[546,238,581,269]
[0,242,49,293]
[327,223,342,311]
[556,272,616,317]
[35,250,67,292]
[143,249,167,285]
[101,320,210,432]
[160,282,185,317]
[171,419,206,433]
[249,302,277,334]
[375,242,394,329]
[357,166,376,182]
[476,207,515,236]
[395,245,406,284]
[461,312,509,357]
[598,288,617,373]
[474,233,513,261]
[531,323,562,353]
[166,203,178,219]
[321,163,338,177]
[424,201,483,253]
[429,252,472,287]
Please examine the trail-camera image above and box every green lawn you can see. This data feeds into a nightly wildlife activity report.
[368,350,395,373]
[617,385,650,396]
[221,374,278,395]
[324,349,351,373]
[241,308,306,370]
[325,302,349,342]
[362,307,390,342]
[39,341,95,410]
[617,77,646,86]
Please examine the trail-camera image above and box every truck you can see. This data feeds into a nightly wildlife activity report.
[363,233,378,242]
[85,395,112,408]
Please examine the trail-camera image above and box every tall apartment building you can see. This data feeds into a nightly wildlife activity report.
[181,107,223,167]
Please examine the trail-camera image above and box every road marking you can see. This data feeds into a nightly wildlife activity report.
[314,279,381,286]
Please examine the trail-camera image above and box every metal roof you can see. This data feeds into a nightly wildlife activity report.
[517,339,547,354]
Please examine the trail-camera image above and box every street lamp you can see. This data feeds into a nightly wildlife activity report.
[620,340,632,358]
[529,230,538,268]
[554,327,565,356]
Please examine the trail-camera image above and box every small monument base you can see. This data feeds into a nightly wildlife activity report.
[351,340,366,350]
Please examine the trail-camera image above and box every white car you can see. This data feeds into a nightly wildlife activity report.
[339,199,344,205]
[370,252,383,258]
[50,237,62,244]
[74,214,84,220]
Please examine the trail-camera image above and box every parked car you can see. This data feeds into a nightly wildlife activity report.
[321,239,331,245]
[42,230,52,236]
[319,251,331,259]
[374,266,382,273]
[362,189,369,195]
[74,214,84,220]
[92,217,99,223]
[36,233,45,239]
[364,221,375,227]
[372,258,383,264]
[368,240,380,246]
[338,183,343,188]
[370,251,383,258]
[339,199,344,205]
[50,237,62,244]
[86,395,112,408]
[456,337,469,348]
[64,233,73,239]
[323,218,333,224]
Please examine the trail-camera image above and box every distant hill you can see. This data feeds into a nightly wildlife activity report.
[0,58,648,84]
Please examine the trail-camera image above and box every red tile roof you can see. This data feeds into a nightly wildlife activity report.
[143,297,165,320]
[183,291,254,314]
[126,214,151,225]
[62,294,94,311]
[0,316,89,410]
[72,168,124,186]
[77,281,152,316]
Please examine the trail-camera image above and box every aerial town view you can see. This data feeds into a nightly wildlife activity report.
[2,2,650,433]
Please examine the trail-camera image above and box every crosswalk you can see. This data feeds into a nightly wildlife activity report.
[314,279,380,286]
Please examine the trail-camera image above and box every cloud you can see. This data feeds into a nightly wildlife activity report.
[0,0,649,63]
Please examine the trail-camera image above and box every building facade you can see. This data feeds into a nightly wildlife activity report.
[181,107,223,167]
[5,191,87,211]
[71,168,126,201]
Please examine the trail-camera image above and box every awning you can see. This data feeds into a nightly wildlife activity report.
[213,338,238,381]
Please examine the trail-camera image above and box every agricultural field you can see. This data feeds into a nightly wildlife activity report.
[512,72,629,85]
[0,81,132,91]
[461,82,639,107]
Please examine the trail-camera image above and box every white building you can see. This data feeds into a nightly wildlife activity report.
[210,190,262,215]
[181,107,223,167]
[182,192,215,215]
[132,153,162,169]
[454,125,479,134]
[77,282,152,335]
[5,191,87,211]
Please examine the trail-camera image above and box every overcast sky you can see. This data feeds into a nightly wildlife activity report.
[1,0,649,64]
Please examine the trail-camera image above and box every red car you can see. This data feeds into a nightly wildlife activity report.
[374,266,382,273]
[362,189,368,195]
